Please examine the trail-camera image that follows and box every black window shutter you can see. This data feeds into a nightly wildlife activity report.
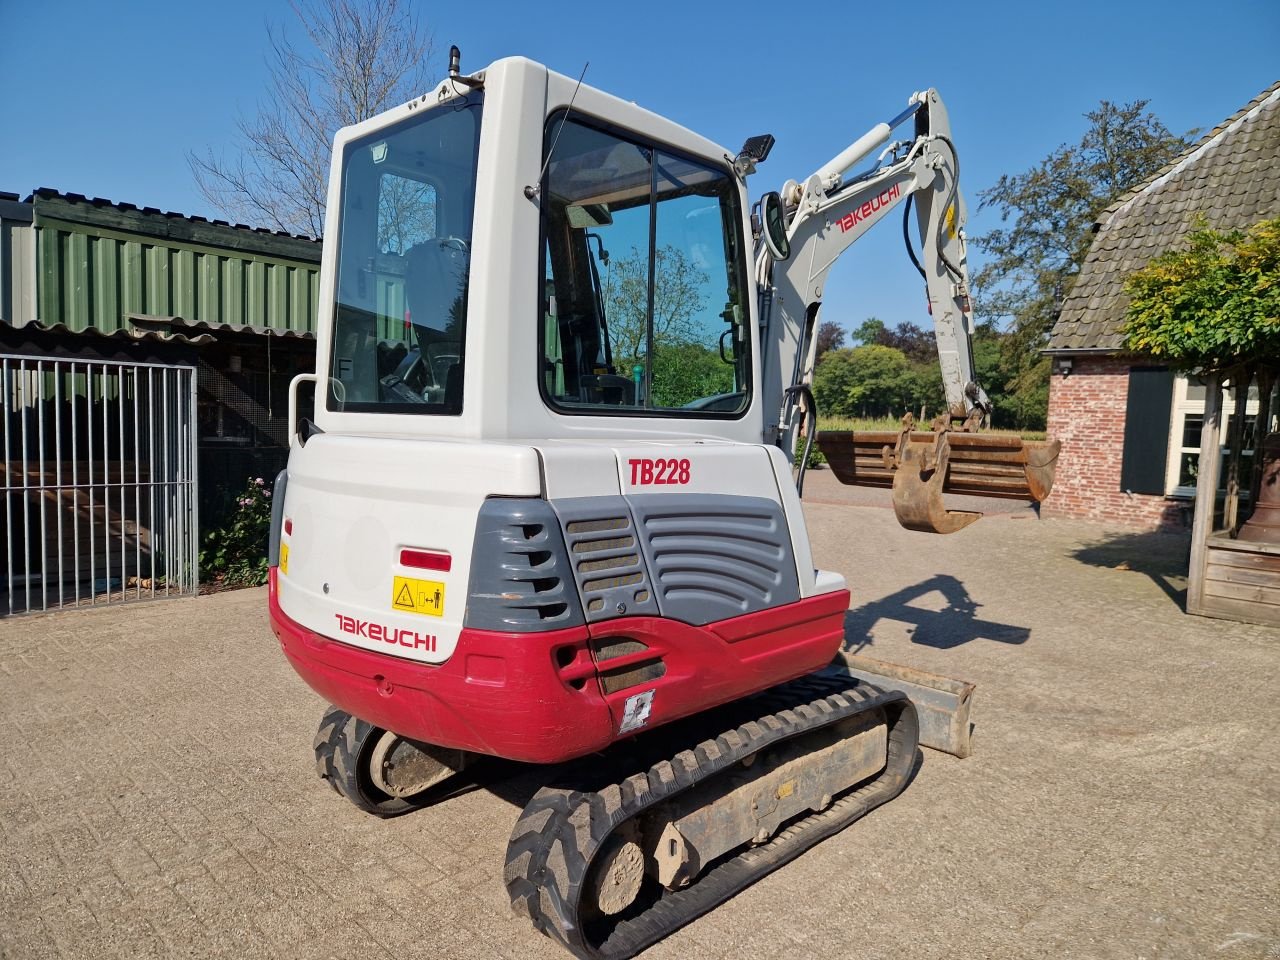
[1119,367,1174,495]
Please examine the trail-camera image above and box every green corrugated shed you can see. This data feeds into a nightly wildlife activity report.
[30,190,322,337]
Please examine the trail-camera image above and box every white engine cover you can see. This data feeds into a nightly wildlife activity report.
[276,434,541,664]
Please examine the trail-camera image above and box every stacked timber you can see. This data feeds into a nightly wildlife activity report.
[817,431,1061,503]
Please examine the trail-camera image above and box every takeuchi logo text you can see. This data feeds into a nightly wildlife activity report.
[334,613,437,651]
[835,183,901,233]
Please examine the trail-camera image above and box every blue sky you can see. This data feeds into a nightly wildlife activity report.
[2,0,1276,336]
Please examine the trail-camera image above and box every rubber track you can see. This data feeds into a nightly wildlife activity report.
[504,675,919,959]
[313,705,417,818]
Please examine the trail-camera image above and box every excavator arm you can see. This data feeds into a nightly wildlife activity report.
[752,90,1059,532]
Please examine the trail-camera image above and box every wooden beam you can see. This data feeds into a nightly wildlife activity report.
[1188,371,1224,615]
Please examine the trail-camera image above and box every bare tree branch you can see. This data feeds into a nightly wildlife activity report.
[188,0,433,237]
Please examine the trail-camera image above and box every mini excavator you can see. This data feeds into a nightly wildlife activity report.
[267,50,1059,958]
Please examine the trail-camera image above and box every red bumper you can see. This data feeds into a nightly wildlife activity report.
[269,568,849,764]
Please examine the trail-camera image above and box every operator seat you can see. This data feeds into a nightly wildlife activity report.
[405,238,468,332]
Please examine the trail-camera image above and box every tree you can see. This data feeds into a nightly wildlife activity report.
[851,317,887,346]
[813,345,920,419]
[815,321,846,360]
[603,245,709,367]
[879,322,936,364]
[1123,218,1280,372]
[189,0,432,237]
[651,343,735,408]
[973,100,1196,427]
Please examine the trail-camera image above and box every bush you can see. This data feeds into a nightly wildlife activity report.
[794,437,827,469]
[200,476,273,587]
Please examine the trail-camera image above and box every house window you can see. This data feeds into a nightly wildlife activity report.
[1165,375,1262,497]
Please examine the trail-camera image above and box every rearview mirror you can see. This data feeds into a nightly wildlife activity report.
[760,192,790,261]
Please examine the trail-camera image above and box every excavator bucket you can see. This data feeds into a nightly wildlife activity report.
[817,427,1061,534]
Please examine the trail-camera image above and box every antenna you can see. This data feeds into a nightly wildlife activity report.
[524,62,589,202]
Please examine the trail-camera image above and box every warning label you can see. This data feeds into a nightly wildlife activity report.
[279,543,290,575]
[391,575,445,617]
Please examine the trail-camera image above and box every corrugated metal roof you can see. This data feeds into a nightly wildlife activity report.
[125,313,315,340]
[1047,81,1280,353]
[29,190,322,338]
[29,189,321,247]
[22,320,216,346]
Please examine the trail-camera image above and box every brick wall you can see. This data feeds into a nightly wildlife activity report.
[1043,355,1189,530]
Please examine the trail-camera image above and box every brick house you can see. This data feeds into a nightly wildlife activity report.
[1043,81,1280,530]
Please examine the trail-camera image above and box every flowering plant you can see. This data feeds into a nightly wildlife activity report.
[199,476,273,587]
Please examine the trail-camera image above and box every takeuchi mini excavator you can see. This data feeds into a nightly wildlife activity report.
[267,49,1058,959]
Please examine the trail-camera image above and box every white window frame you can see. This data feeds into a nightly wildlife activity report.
[1164,373,1261,498]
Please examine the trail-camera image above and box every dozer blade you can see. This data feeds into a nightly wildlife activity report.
[817,429,1062,534]
[825,652,975,758]
[505,675,918,960]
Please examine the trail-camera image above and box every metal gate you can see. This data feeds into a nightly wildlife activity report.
[2,354,198,615]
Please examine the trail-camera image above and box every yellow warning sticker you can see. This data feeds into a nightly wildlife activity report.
[392,575,445,617]
[279,543,290,575]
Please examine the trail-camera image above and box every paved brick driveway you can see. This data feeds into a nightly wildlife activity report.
[2,495,1277,959]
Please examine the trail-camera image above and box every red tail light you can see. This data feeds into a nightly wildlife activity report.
[400,548,451,572]
[284,518,293,535]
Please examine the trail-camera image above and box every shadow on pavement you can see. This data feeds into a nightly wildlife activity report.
[1070,530,1191,610]
[844,574,1031,652]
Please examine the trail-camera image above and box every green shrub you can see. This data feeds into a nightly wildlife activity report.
[794,439,827,469]
[200,476,273,587]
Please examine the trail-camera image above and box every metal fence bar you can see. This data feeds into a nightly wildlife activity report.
[19,359,31,615]
[148,367,156,600]
[133,369,141,601]
[118,366,127,601]
[101,362,110,603]
[1,353,198,617]
[189,368,199,593]
[37,360,47,613]
[71,363,80,608]
[3,359,12,617]
[55,363,64,609]
[87,365,96,607]
[162,368,171,598]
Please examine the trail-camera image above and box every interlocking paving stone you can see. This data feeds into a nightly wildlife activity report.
[1,500,1277,959]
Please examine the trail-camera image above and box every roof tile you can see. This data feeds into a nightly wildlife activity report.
[1049,82,1280,352]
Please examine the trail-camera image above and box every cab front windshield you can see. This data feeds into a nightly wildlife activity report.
[327,97,482,414]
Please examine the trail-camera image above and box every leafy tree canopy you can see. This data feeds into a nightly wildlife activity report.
[973,100,1195,427]
[815,321,846,360]
[1123,217,1280,373]
[813,344,943,420]
[603,245,708,367]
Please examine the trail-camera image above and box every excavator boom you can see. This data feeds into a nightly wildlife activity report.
[753,90,1059,531]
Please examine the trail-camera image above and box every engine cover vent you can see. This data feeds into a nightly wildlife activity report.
[464,498,584,631]
[628,494,799,625]
[553,497,660,623]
